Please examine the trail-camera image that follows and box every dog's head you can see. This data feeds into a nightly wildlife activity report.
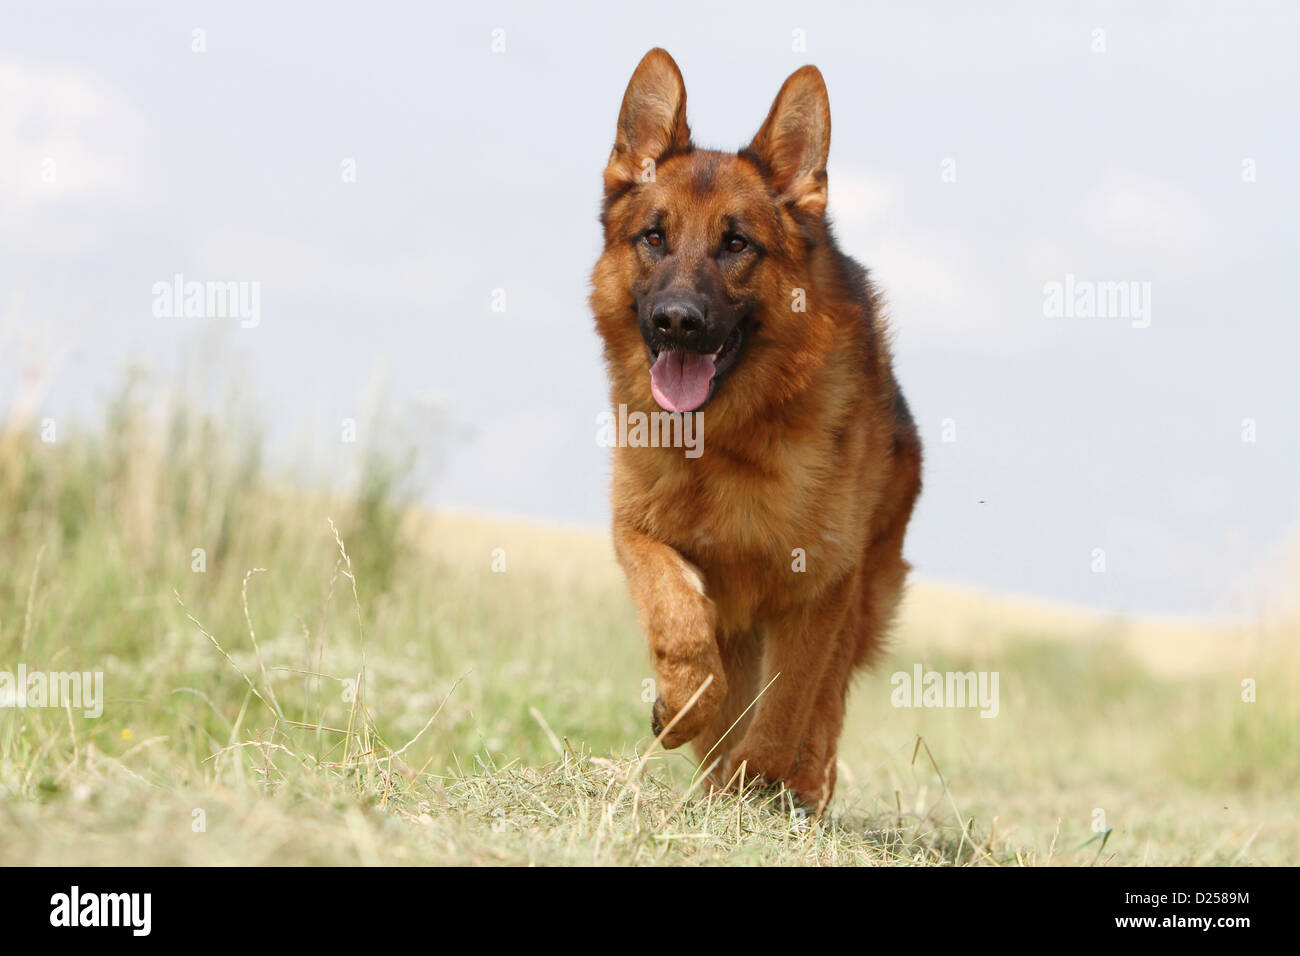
[592,49,836,417]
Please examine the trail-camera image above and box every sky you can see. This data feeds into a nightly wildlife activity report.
[3,1,1298,618]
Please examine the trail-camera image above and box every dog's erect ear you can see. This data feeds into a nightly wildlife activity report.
[747,65,831,217]
[604,48,691,196]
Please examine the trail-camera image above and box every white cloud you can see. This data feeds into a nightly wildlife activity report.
[0,60,156,256]
[197,231,587,327]
[828,170,903,230]
[196,231,477,309]
[1075,174,1230,273]
[829,168,1050,353]
[826,166,1233,353]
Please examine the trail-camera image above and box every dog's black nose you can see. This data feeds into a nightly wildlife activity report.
[651,300,705,340]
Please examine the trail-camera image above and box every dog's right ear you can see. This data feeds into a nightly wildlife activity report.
[604,48,691,197]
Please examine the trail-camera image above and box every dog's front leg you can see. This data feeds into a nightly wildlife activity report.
[614,521,726,749]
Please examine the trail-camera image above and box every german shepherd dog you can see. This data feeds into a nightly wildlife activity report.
[590,49,922,811]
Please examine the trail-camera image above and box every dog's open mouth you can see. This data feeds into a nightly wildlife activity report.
[648,321,746,413]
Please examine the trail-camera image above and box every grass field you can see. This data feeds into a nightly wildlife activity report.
[1,379,1296,866]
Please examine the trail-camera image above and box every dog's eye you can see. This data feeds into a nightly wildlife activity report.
[724,235,748,254]
[644,230,664,249]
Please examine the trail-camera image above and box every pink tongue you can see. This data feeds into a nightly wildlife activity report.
[649,350,716,412]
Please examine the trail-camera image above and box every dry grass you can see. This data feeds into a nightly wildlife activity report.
[0,377,1296,865]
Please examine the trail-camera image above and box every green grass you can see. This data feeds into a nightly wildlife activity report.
[0,376,1296,865]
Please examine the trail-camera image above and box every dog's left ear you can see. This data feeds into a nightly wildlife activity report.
[748,66,830,217]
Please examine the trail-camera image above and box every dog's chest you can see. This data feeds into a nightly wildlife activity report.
[630,440,859,568]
